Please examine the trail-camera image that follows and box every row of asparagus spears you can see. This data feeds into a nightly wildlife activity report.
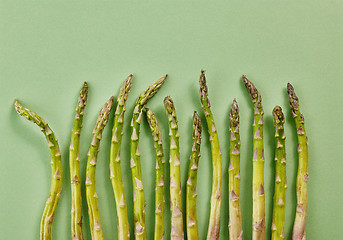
[14,72,308,240]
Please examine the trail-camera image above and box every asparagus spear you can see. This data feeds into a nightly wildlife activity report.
[110,75,133,240]
[287,83,308,240]
[130,75,167,240]
[199,71,222,240]
[271,106,287,240]
[70,82,88,240]
[242,75,265,240]
[14,99,62,240]
[163,96,184,240]
[86,96,114,240]
[186,111,202,240]
[146,108,165,240]
[228,99,243,240]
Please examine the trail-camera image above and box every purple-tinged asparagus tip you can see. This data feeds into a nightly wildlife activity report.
[199,70,211,107]
[287,82,300,111]
[242,75,261,104]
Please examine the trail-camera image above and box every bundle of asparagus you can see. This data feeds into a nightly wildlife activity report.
[14,72,309,240]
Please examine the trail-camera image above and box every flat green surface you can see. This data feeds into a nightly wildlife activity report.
[1,1,342,239]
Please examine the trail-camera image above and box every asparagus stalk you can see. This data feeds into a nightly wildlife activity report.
[130,75,167,240]
[199,71,222,240]
[228,99,243,240]
[70,82,88,240]
[242,75,265,240]
[271,106,287,240]
[287,83,308,240]
[14,99,62,240]
[163,96,184,240]
[110,75,133,240]
[86,96,114,240]
[186,111,202,240]
[146,108,165,240]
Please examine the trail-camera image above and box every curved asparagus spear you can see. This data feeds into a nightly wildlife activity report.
[228,99,243,240]
[70,82,88,240]
[110,75,133,240]
[146,108,165,240]
[287,83,308,240]
[271,106,287,240]
[186,111,202,240]
[86,96,114,240]
[130,75,167,240]
[242,75,265,240]
[14,99,62,240]
[199,71,222,240]
[164,96,184,240]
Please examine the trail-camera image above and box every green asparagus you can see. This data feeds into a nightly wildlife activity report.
[70,82,88,240]
[146,108,165,240]
[14,99,62,240]
[228,99,243,240]
[199,71,222,240]
[271,106,287,240]
[186,111,202,240]
[86,96,114,240]
[287,83,308,240]
[130,75,167,240]
[110,75,133,240]
[164,96,184,240]
[242,75,265,240]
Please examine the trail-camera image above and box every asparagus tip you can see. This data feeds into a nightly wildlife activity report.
[229,99,239,127]
[14,99,26,116]
[242,75,261,104]
[164,96,176,115]
[287,82,299,108]
[120,74,133,99]
[137,75,167,106]
[80,81,88,105]
[199,71,209,105]
[193,111,202,139]
[272,106,284,124]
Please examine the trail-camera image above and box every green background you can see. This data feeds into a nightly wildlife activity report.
[1,1,342,239]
